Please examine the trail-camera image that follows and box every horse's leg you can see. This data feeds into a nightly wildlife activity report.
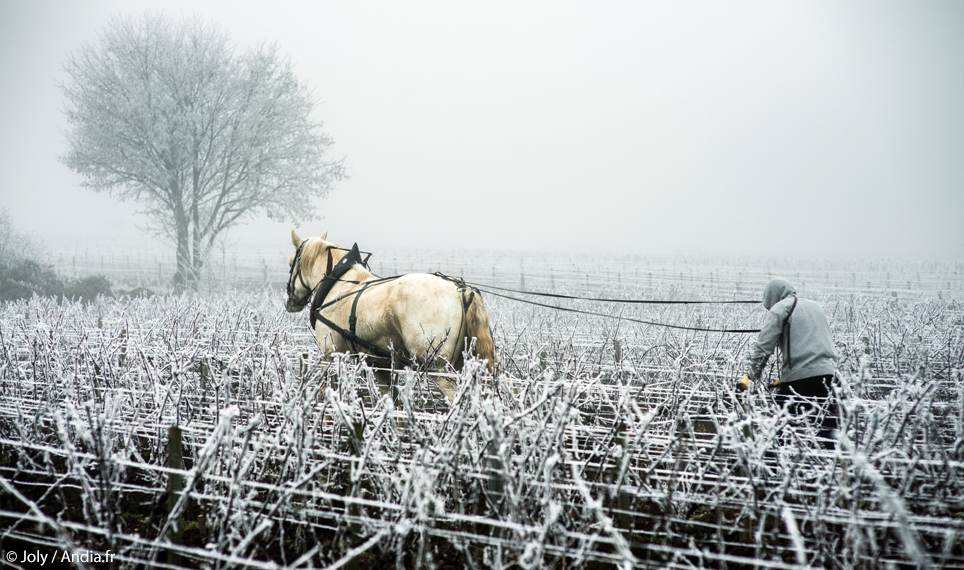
[427,336,463,402]
[373,368,394,400]
[375,358,455,404]
[366,353,403,407]
[393,293,466,403]
[394,339,459,403]
[433,375,458,402]
[312,327,345,400]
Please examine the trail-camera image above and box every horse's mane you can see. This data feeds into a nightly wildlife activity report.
[302,238,330,267]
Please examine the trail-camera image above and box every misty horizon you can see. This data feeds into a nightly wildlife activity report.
[2,1,963,261]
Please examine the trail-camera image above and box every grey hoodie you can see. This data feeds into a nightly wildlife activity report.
[747,278,836,384]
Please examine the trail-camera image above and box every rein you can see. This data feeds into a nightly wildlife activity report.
[295,241,760,352]
[461,279,762,333]
[473,286,762,333]
[464,280,759,305]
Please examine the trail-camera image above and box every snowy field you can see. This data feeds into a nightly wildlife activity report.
[1,249,963,569]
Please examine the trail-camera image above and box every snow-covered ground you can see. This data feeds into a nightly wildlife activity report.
[1,252,962,568]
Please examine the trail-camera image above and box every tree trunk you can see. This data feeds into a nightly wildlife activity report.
[174,229,191,294]
[189,166,203,290]
[171,180,192,293]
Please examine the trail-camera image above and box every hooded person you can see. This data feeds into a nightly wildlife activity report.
[739,278,838,447]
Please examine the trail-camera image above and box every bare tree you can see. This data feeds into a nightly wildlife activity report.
[61,13,345,290]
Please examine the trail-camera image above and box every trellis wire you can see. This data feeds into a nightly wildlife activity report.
[0,257,962,569]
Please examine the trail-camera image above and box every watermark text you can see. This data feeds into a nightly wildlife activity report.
[5,549,115,566]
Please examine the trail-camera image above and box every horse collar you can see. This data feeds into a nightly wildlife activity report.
[310,243,364,329]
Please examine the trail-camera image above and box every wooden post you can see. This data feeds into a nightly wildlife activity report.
[616,421,631,529]
[740,515,753,544]
[342,420,364,570]
[119,328,127,367]
[487,414,504,514]
[349,421,363,540]
[167,425,184,566]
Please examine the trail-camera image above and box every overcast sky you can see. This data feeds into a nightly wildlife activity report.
[1,0,962,259]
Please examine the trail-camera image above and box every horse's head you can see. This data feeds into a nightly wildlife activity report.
[285,228,334,313]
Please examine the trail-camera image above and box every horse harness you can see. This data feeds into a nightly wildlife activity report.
[288,241,374,305]
[306,243,479,368]
[286,240,314,307]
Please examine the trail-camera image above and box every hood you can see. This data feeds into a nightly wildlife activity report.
[762,278,796,310]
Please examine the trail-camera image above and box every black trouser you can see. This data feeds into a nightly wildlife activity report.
[772,375,838,448]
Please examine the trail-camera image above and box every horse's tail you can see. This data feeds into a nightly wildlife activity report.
[465,292,497,374]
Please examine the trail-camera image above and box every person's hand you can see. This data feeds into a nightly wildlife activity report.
[737,375,750,391]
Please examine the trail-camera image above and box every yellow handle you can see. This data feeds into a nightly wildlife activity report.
[737,375,750,391]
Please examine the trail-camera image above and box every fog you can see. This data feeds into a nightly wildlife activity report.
[2,0,962,259]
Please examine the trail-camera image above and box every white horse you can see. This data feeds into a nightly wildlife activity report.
[284,230,496,400]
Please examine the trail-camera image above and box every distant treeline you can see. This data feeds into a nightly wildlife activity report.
[0,208,115,303]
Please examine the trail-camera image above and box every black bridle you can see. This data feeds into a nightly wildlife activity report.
[286,241,315,308]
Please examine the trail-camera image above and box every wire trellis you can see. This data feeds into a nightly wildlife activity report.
[1,260,963,569]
